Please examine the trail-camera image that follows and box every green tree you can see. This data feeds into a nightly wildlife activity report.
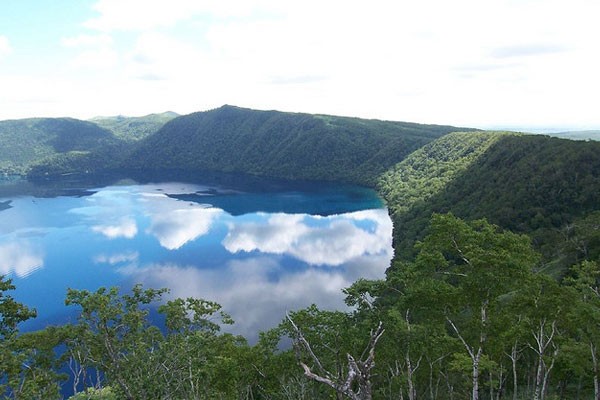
[0,275,64,399]
[399,213,538,400]
[564,260,600,399]
[64,285,167,398]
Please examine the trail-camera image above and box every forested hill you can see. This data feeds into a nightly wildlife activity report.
[380,132,600,270]
[0,118,120,175]
[90,111,179,142]
[124,105,473,185]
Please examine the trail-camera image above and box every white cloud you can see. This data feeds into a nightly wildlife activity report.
[124,32,206,81]
[61,33,118,70]
[146,206,223,250]
[0,36,11,58]
[92,217,138,239]
[0,241,44,278]
[61,34,113,48]
[117,256,373,338]
[4,0,600,128]
[70,47,119,69]
[84,0,197,31]
[93,251,139,265]
[83,0,281,32]
[223,209,393,266]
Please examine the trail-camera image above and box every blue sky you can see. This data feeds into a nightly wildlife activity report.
[1,0,599,130]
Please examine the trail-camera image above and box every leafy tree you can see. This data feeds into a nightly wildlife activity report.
[0,275,64,399]
[564,260,600,399]
[390,214,538,400]
[64,285,167,398]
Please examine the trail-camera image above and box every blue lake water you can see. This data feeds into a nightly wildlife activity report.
[0,176,393,338]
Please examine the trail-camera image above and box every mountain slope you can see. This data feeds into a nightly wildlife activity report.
[126,105,472,185]
[378,131,510,219]
[0,118,120,174]
[381,133,600,269]
[90,112,179,142]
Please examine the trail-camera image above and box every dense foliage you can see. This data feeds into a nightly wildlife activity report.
[0,118,120,175]
[90,112,178,142]
[124,105,470,185]
[380,133,600,269]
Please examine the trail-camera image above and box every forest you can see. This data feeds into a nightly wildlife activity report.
[1,213,600,399]
[8,106,473,185]
[1,106,600,398]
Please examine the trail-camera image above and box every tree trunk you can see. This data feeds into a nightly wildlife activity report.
[541,349,557,400]
[472,354,480,400]
[447,300,488,400]
[508,342,519,400]
[489,371,494,400]
[531,320,557,400]
[592,342,600,400]
[405,351,421,400]
[533,355,544,400]
[407,353,416,400]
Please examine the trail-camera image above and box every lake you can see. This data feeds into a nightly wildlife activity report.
[0,174,393,338]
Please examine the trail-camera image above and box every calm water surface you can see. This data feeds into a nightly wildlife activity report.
[0,176,392,337]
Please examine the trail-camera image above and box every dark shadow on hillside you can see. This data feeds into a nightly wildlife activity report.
[390,135,600,274]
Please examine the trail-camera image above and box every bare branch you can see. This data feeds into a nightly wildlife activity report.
[286,313,330,379]
[446,316,475,360]
[287,314,384,400]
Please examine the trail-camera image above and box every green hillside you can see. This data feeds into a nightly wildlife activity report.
[381,133,600,270]
[378,131,510,219]
[90,111,178,142]
[125,105,473,185]
[0,118,120,175]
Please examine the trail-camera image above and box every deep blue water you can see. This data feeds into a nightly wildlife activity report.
[0,176,393,338]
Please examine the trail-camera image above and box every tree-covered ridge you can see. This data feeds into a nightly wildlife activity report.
[0,118,121,175]
[381,133,600,268]
[90,112,178,142]
[378,131,511,219]
[125,105,473,185]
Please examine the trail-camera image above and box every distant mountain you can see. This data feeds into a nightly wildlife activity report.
[90,112,179,142]
[548,130,600,141]
[0,118,120,174]
[125,105,473,185]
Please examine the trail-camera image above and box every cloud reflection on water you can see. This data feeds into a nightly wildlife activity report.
[58,182,393,337]
[92,217,138,239]
[117,255,382,339]
[223,209,392,266]
[146,207,223,250]
[93,251,139,265]
[0,241,44,278]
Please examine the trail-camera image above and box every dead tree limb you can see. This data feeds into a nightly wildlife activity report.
[287,314,384,400]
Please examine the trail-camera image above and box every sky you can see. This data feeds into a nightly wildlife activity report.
[1,0,599,130]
